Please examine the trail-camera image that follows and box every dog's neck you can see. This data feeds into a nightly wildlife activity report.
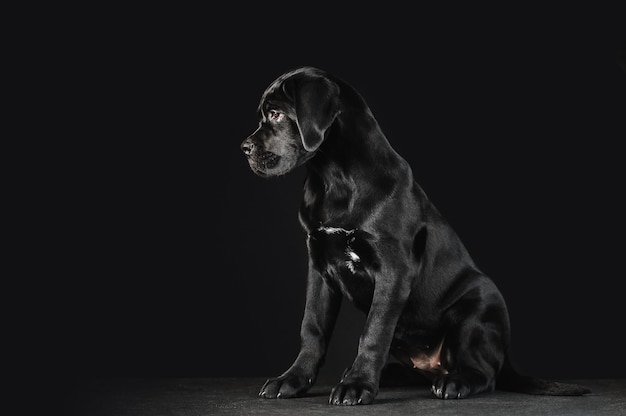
[300,108,411,231]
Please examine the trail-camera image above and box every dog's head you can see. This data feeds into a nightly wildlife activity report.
[241,67,340,177]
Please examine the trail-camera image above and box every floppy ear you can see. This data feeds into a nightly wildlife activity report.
[285,76,340,152]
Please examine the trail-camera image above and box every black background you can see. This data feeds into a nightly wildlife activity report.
[42,7,625,385]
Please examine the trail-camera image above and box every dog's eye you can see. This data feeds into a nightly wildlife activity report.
[268,110,283,122]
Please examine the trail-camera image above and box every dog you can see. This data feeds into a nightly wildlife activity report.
[241,67,590,405]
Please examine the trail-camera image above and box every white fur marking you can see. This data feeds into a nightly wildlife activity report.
[318,226,354,235]
[345,249,360,274]
[346,250,360,262]
[316,226,360,274]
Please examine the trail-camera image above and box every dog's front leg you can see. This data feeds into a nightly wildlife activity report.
[329,264,410,406]
[259,266,342,399]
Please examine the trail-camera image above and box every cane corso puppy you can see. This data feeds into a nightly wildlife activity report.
[241,67,590,405]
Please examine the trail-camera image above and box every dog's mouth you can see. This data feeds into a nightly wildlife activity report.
[248,151,281,175]
[258,151,280,168]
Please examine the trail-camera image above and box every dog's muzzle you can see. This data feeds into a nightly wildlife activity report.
[241,137,281,173]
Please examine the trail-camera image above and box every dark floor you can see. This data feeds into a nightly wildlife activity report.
[64,378,626,416]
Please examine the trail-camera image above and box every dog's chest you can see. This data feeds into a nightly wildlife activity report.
[307,226,378,306]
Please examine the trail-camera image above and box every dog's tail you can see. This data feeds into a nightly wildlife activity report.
[497,357,591,396]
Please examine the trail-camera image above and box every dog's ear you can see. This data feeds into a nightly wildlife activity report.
[283,76,340,152]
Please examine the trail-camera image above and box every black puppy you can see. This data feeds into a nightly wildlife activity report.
[241,67,589,405]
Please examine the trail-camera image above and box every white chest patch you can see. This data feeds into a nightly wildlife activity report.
[316,226,361,274]
[318,226,354,235]
[345,249,361,274]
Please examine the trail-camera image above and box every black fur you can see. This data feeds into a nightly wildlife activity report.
[241,67,590,405]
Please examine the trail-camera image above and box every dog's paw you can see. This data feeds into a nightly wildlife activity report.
[431,374,471,399]
[329,379,377,405]
[259,372,314,399]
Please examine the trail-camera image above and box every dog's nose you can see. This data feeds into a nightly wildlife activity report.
[241,138,255,156]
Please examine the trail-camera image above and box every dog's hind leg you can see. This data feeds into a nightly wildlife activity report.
[432,286,510,399]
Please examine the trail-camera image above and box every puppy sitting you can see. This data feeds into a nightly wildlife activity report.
[241,67,589,405]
